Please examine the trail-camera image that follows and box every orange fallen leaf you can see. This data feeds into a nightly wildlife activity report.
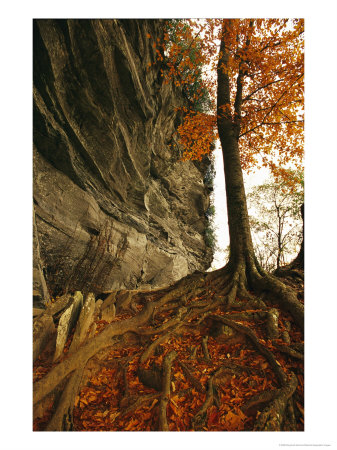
[223,410,246,431]
[142,412,152,421]
[125,418,139,431]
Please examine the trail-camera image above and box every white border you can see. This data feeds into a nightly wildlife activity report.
[1,1,337,449]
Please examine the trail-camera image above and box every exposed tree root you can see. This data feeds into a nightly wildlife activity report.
[179,362,205,393]
[33,266,304,431]
[255,273,304,331]
[253,373,298,431]
[159,351,177,430]
[192,376,215,430]
[201,336,211,361]
[45,366,86,431]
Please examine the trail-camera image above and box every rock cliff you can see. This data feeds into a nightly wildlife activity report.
[33,19,213,297]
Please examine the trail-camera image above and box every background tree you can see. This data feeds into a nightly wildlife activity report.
[247,172,304,271]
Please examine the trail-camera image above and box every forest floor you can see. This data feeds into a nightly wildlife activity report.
[33,268,304,432]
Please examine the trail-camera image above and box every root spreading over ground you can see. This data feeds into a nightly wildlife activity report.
[33,267,304,432]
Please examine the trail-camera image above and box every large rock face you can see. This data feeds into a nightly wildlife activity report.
[33,19,213,296]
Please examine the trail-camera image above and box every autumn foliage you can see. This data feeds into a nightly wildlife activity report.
[156,19,304,177]
[176,110,217,161]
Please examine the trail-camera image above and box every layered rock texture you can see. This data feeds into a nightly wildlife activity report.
[33,19,213,297]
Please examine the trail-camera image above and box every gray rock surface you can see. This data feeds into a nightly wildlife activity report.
[94,299,104,321]
[69,293,96,353]
[33,19,213,297]
[53,291,83,361]
[100,291,117,322]
[101,302,116,323]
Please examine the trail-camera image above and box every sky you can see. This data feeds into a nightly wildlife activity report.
[211,144,229,268]
[1,1,337,450]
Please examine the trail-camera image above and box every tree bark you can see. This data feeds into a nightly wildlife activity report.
[217,20,256,275]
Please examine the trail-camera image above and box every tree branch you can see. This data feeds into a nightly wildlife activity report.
[243,79,284,102]
[239,119,303,138]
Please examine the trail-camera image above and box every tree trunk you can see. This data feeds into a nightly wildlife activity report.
[217,21,257,277]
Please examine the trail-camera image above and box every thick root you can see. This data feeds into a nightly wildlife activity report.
[253,373,298,431]
[254,273,304,331]
[159,351,177,430]
[45,367,86,431]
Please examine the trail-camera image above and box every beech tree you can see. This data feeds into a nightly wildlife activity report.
[33,19,305,432]
[162,18,304,326]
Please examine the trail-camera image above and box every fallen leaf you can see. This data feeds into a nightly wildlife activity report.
[223,410,245,430]
[207,407,219,426]
[125,418,139,430]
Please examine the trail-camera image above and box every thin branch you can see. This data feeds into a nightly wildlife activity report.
[240,119,303,138]
[243,79,284,102]
[263,120,303,126]
[280,224,301,246]
[244,97,264,103]
[260,73,304,124]
[259,39,282,54]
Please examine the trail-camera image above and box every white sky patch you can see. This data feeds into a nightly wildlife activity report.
[209,143,228,269]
